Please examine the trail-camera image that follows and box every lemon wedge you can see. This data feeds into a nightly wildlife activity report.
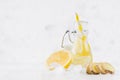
[46,50,72,70]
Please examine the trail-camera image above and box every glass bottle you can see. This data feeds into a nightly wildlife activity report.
[61,21,93,68]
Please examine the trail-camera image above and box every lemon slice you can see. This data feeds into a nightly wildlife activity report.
[46,50,72,70]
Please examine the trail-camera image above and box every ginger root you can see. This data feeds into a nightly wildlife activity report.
[86,62,115,74]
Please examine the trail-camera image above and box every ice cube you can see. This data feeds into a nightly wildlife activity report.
[49,62,61,70]
[49,63,66,74]
[68,64,82,73]
[54,66,66,74]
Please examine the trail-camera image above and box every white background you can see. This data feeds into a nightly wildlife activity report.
[0,0,120,80]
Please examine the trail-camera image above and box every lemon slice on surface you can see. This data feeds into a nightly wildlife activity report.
[46,50,72,70]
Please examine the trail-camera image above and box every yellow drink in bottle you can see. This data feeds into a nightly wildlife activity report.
[72,35,92,67]
[72,13,92,68]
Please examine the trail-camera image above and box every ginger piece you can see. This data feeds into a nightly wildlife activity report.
[86,63,93,74]
[86,62,115,75]
[92,63,100,74]
[97,63,106,74]
[102,63,115,74]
